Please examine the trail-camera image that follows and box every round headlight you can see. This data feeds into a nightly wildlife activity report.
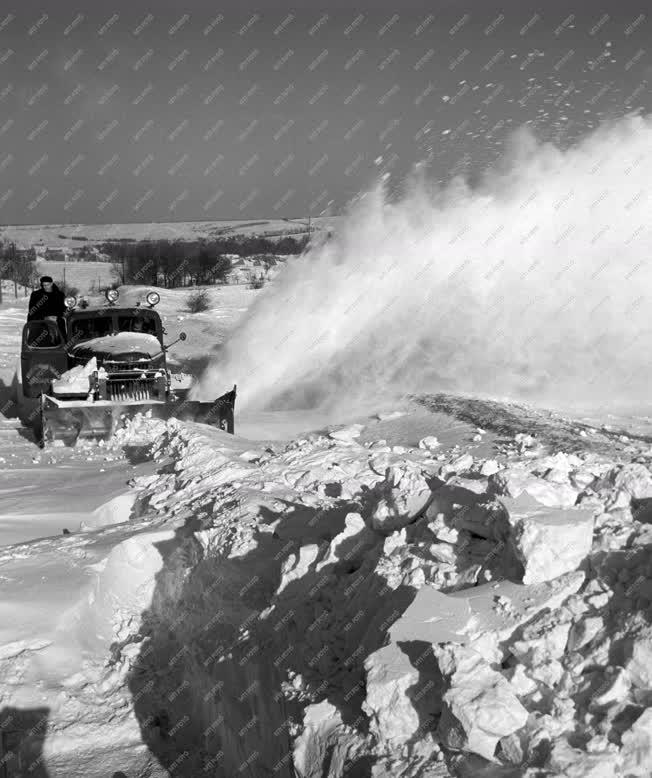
[146,291,160,306]
[64,296,77,309]
[106,289,119,303]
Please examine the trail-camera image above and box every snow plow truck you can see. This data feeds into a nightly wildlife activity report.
[16,289,236,446]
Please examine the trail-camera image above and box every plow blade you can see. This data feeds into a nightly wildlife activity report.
[39,385,236,446]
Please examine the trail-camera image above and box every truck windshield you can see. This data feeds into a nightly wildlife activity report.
[70,317,113,342]
[118,316,157,335]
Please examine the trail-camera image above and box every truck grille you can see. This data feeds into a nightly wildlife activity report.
[106,379,158,402]
[104,359,152,373]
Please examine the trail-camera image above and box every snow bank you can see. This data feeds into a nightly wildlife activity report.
[84,416,651,777]
[3,411,652,777]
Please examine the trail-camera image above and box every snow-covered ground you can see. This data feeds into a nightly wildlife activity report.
[1,278,652,777]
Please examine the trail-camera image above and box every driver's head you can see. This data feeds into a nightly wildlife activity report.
[40,275,53,292]
[132,319,144,331]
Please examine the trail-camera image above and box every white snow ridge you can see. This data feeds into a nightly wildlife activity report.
[1,405,652,777]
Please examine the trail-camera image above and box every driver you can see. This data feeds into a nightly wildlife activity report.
[27,276,66,321]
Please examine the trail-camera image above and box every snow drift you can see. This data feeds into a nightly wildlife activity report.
[197,114,652,415]
[1,403,652,776]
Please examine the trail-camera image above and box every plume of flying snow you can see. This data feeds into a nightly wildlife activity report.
[195,116,652,415]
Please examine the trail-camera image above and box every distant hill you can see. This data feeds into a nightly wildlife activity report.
[0,217,338,249]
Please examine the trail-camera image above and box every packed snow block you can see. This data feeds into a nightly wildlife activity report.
[435,644,528,761]
[620,707,652,777]
[363,643,421,747]
[489,466,579,508]
[503,502,595,585]
[390,572,585,665]
[369,463,432,533]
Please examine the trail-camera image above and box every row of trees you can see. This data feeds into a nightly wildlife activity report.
[0,242,39,301]
[99,233,309,262]
[105,235,309,288]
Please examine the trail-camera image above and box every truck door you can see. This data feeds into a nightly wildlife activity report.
[20,320,68,398]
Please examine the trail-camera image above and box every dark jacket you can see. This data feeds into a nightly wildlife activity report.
[27,284,66,321]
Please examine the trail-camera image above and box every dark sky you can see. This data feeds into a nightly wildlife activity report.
[0,0,650,223]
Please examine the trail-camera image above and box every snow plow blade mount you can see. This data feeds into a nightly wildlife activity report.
[39,386,237,446]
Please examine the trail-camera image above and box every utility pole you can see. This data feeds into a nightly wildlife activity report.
[10,242,17,299]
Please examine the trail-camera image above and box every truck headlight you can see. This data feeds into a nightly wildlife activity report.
[64,296,77,309]
[146,291,160,306]
[106,289,119,303]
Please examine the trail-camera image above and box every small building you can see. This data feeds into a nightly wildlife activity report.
[15,246,37,261]
[44,247,70,262]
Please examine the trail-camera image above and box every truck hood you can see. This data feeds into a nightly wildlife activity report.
[70,332,162,363]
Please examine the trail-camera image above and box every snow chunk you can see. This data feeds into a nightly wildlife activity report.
[480,459,502,476]
[390,572,585,654]
[506,505,594,584]
[491,467,578,507]
[363,643,420,746]
[418,436,440,451]
[435,644,528,761]
[51,356,99,395]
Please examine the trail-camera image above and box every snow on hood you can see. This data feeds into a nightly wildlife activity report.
[70,331,162,357]
[52,356,107,394]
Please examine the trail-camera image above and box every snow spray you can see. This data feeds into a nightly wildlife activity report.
[196,115,652,415]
